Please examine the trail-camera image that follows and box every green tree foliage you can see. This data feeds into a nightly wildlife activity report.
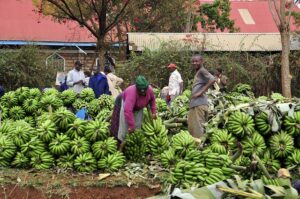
[127,0,195,32]
[0,46,55,90]
[198,0,238,32]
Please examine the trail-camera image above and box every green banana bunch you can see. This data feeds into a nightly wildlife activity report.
[232,83,252,93]
[74,152,97,172]
[23,98,39,114]
[15,87,30,104]
[10,125,32,147]
[171,130,196,157]
[0,134,16,161]
[0,121,14,135]
[210,129,236,154]
[98,94,114,110]
[270,92,285,101]
[204,152,232,170]
[155,98,168,113]
[182,90,191,99]
[56,153,75,169]
[261,176,280,186]
[24,116,35,127]
[286,149,300,168]
[160,148,178,168]
[72,99,88,110]
[52,107,76,131]
[142,117,168,137]
[235,155,252,167]
[40,95,63,111]
[85,120,109,142]
[29,88,42,99]
[123,130,147,163]
[36,119,57,142]
[60,89,77,106]
[9,106,25,120]
[35,113,52,127]
[43,88,60,96]
[30,151,54,169]
[269,131,294,158]
[255,112,272,135]
[283,111,300,136]
[169,160,208,188]
[171,95,190,109]
[184,149,204,164]
[98,151,126,172]
[80,88,95,102]
[227,111,255,138]
[147,133,169,156]
[66,118,87,139]
[92,137,117,159]
[152,88,160,98]
[204,168,226,186]
[12,152,30,168]
[0,104,8,119]
[21,136,46,157]
[242,133,266,156]
[70,137,90,155]
[95,108,112,122]
[261,150,281,173]
[49,134,71,155]
[87,99,101,118]
[0,91,18,108]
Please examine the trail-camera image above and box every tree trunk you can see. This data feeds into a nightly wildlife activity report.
[96,36,106,72]
[280,30,292,97]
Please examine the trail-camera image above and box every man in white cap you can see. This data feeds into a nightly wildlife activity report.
[167,63,183,104]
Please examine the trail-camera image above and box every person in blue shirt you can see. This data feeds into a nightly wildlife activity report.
[88,69,111,98]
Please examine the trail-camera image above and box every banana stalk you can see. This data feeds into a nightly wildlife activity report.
[216,185,264,199]
[253,154,271,179]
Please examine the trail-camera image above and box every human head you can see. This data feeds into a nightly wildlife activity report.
[167,63,177,72]
[191,54,203,71]
[135,75,149,96]
[215,68,222,76]
[74,60,83,71]
[104,65,111,74]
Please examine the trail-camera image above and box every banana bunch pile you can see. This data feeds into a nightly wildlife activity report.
[98,151,126,172]
[0,134,17,167]
[255,112,272,135]
[74,152,97,172]
[9,106,25,120]
[159,148,178,168]
[40,95,63,111]
[227,111,255,137]
[70,137,90,155]
[283,111,300,135]
[92,137,117,159]
[79,88,95,102]
[269,131,294,158]
[72,99,88,110]
[87,99,101,118]
[286,149,300,168]
[242,133,266,156]
[30,152,54,169]
[23,98,39,114]
[66,119,86,139]
[49,134,71,155]
[95,108,112,122]
[123,130,147,162]
[85,120,109,142]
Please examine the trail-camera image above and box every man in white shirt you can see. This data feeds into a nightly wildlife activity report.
[167,63,183,103]
[67,60,86,94]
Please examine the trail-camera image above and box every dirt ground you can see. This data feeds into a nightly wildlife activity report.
[0,166,166,199]
[0,185,161,199]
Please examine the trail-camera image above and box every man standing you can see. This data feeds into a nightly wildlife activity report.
[214,68,228,92]
[167,63,183,103]
[89,69,111,98]
[104,66,123,98]
[67,60,86,94]
[188,55,215,139]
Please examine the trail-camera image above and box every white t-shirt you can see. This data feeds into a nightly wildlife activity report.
[168,69,183,96]
[66,69,86,94]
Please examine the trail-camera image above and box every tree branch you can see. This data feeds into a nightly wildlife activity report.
[268,0,280,28]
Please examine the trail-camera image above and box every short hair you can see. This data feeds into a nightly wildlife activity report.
[216,68,223,73]
[192,53,203,59]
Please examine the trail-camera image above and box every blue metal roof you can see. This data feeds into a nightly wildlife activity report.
[0,40,97,47]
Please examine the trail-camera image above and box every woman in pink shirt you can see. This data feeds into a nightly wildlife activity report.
[110,76,157,148]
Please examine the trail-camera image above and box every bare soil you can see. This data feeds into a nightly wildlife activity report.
[0,168,165,199]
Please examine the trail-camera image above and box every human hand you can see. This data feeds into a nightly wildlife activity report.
[128,127,134,133]
[151,113,157,120]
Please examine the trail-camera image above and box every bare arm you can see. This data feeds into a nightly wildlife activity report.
[192,79,215,99]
